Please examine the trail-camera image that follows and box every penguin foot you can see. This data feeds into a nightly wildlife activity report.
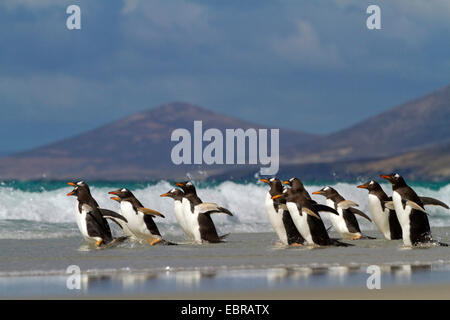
[95,239,103,247]
[350,234,363,240]
[149,238,163,246]
[290,243,304,247]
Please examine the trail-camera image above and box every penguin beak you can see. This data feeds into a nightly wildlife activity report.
[272,194,283,200]
[357,184,369,189]
[110,197,120,202]
[260,178,269,184]
[312,190,324,195]
[174,182,184,187]
[160,193,169,197]
[108,191,118,195]
[67,182,76,186]
[67,191,75,196]
[283,181,290,185]
[380,174,392,181]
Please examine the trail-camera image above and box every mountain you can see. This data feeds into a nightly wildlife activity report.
[0,102,316,180]
[0,85,449,181]
[288,85,450,164]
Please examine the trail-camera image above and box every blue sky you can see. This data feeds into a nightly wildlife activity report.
[1,0,450,154]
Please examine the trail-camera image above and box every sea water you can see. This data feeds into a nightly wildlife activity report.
[0,180,449,298]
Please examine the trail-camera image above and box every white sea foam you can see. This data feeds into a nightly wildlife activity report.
[0,181,449,239]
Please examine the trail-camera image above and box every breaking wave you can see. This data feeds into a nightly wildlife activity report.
[0,180,449,239]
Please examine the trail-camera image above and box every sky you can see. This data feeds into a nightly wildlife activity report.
[0,0,450,154]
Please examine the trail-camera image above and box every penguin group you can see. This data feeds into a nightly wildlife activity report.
[262,174,449,247]
[67,181,233,247]
[66,172,449,249]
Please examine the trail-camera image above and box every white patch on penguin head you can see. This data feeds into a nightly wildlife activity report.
[121,188,127,192]
[269,178,275,182]
[77,181,85,186]
[370,181,374,185]
[186,182,192,186]
[289,178,294,181]
[170,188,177,193]
[394,173,400,178]
[324,186,330,191]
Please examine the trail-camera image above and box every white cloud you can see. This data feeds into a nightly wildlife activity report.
[272,20,342,68]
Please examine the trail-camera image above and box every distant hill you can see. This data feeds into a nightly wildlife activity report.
[0,85,449,181]
[0,102,316,180]
[288,85,450,164]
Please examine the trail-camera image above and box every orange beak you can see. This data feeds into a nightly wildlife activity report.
[272,194,283,200]
[110,197,120,201]
[283,181,289,184]
[175,183,184,187]
[160,193,169,197]
[357,184,369,189]
[67,182,76,186]
[312,191,323,195]
[108,191,118,195]
[260,178,269,183]
[67,191,75,196]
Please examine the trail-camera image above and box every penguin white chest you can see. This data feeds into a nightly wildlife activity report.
[326,199,350,235]
[286,202,313,244]
[74,202,95,242]
[174,200,193,239]
[182,198,201,242]
[264,193,288,245]
[392,191,411,245]
[120,201,148,237]
[368,194,391,239]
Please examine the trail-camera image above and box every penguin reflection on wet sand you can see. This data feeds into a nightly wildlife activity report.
[174,181,233,243]
[381,173,449,246]
[312,186,373,240]
[67,181,128,247]
[357,180,402,240]
[272,186,351,247]
[108,188,174,245]
[261,178,305,246]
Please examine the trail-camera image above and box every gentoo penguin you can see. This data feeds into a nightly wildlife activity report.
[67,181,127,247]
[108,188,168,245]
[357,180,402,240]
[312,187,373,240]
[160,188,194,239]
[380,173,449,246]
[260,178,305,246]
[272,188,350,247]
[174,181,233,243]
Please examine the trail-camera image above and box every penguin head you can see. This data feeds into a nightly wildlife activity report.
[283,177,305,190]
[108,188,133,201]
[380,173,406,187]
[174,181,196,194]
[260,177,283,194]
[66,185,91,202]
[312,186,337,199]
[160,188,184,200]
[357,180,382,192]
[260,177,281,187]
[68,181,91,194]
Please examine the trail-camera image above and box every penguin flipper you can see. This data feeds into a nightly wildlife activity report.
[384,201,395,210]
[420,197,449,209]
[348,207,372,222]
[313,204,339,215]
[406,200,427,213]
[138,207,165,218]
[99,208,128,223]
[302,208,320,219]
[337,200,359,209]
[198,203,233,216]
